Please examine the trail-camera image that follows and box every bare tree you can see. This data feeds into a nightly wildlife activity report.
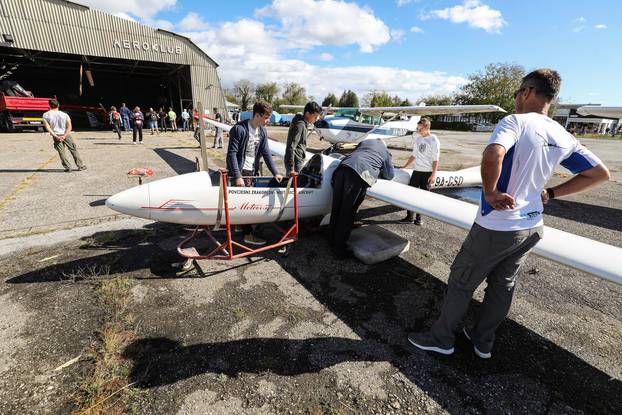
[233,79,255,111]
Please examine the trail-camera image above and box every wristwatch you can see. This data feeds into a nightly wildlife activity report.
[546,188,555,200]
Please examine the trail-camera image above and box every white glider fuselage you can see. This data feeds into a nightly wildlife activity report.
[105,152,481,226]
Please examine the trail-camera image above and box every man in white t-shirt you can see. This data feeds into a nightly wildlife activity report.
[408,69,610,358]
[400,117,439,225]
[42,99,86,172]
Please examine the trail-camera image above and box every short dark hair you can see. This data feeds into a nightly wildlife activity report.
[521,68,561,101]
[253,100,272,116]
[48,99,59,109]
[303,101,322,115]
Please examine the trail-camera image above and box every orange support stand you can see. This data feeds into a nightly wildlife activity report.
[177,170,299,261]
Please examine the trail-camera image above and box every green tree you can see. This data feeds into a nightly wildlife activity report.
[400,99,412,106]
[233,79,255,111]
[224,89,239,106]
[416,94,455,106]
[456,62,525,121]
[255,82,279,104]
[338,90,359,107]
[322,93,339,107]
[281,82,307,106]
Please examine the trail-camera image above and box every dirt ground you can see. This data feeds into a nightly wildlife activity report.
[0,127,621,414]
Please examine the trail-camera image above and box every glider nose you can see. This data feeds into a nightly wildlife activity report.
[106,184,151,219]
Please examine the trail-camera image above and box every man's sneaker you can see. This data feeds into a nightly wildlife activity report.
[243,233,266,246]
[408,332,454,355]
[463,327,491,359]
[399,215,414,224]
[414,215,422,226]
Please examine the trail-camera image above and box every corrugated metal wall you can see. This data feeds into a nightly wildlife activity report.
[0,0,226,113]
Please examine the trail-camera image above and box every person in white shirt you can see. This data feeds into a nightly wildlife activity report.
[400,117,439,225]
[42,99,86,172]
[408,69,610,359]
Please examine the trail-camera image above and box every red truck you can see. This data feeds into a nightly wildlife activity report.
[0,94,50,132]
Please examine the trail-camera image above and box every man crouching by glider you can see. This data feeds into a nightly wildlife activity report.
[226,100,283,246]
[408,68,610,359]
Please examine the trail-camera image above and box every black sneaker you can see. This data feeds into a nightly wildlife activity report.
[414,215,422,226]
[407,332,454,355]
[399,216,414,224]
[463,327,491,359]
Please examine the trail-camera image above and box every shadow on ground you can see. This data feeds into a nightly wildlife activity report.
[5,209,621,413]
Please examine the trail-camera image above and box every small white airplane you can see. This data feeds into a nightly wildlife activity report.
[106,133,622,286]
[577,105,622,120]
[280,104,506,145]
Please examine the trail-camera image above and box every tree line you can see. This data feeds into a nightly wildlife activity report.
[226,63,531,122]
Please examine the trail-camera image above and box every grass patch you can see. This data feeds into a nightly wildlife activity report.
[232,307,246,320]
[73,276,142,414]
[576,133,621,140]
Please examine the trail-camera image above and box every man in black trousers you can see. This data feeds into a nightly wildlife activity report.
[330,139,394,258]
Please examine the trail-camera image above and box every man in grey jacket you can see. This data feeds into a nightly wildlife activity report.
[330,139,394,258]
[284,101,322,176]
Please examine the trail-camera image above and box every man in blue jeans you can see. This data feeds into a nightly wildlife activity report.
[119,103,131,131]
[408,69,610,359]
[226,100,283,245]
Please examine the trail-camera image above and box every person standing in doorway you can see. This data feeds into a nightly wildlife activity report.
[42,99,86,172]
[119,103,131,131]
[181,108,190,131]
[131,106,145,144]
[168,107,177,131]
[109,106,122,140]
[158,107,167,132]
[147,107,159,135]
[213,107,224,148]
[407,69,610,359]
[399,117,440,225]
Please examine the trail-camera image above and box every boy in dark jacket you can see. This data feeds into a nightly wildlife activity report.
[226,100,283,245]
[284,101,322,176]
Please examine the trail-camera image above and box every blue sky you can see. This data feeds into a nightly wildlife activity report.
[77,0,622,104]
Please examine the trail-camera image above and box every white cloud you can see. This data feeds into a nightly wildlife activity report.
[573,17,586,23]
[183,20,467,103]
[396,0,416,6]
[179,12,210,31]
[410,25,424,33]
[594,24,607,30]
[424,0,506,33]
[572,25,586,33]
[316,52,334,61]
[390,29,406,43]
[73,0,176,19]
[256,0,391,53]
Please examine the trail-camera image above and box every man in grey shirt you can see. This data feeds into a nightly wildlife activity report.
[42,99,86,172]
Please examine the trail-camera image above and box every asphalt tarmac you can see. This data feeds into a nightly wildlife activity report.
[0,127,620,414]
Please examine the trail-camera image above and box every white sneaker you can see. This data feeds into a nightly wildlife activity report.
[133,142,137,145]
[243,234,266,246]
[463,327,491,359]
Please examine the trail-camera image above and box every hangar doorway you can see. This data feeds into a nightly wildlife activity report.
[0,47,193,129]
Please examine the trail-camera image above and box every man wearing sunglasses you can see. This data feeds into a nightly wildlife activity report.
[409,69,610,359]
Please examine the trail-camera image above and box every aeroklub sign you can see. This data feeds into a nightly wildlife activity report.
[113,39,182,55]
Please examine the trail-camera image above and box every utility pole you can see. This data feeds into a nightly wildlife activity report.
[197,101,208,171]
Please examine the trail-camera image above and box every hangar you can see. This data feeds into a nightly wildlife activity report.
[0,0,226,127]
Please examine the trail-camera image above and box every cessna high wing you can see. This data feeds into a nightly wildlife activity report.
[577,105,622,119]
[280,104,506,145]
[106,133,622,286]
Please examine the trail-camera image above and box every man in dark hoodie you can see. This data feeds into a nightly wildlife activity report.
[227,100,283,246]
[330,139,394,258]
[284,101,322,176]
